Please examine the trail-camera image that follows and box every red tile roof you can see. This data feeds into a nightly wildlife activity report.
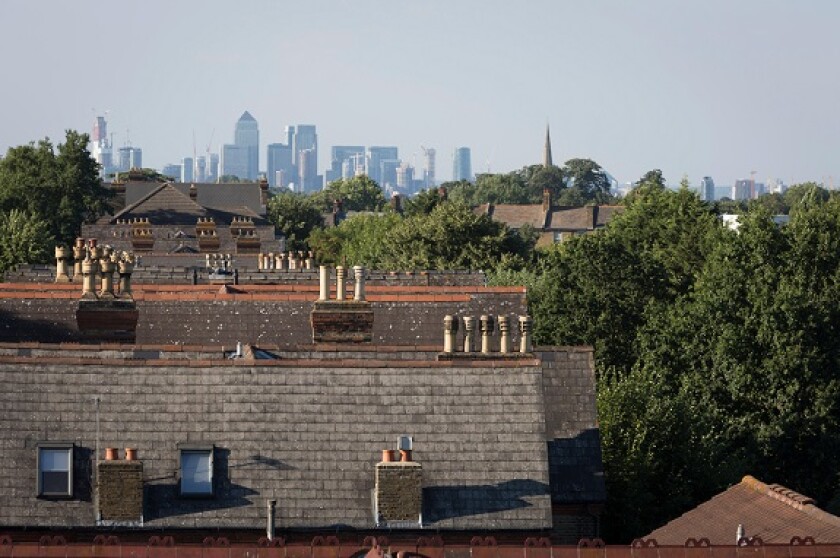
[647,476,840,544]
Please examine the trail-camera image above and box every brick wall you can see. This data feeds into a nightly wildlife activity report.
[97,461,143,523]
[311,301,374,343]
[376,462,422,524]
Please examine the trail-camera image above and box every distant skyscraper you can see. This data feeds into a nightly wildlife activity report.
[222,111,259,181]
[326,146,364,184]
[701,176,715,201]
[298,148,319,193]
[235,111,259,181]
[453,147,472,181]
[267,143,295,188]
[290,125,319,190]
[130,148,142,170]
[206,153,219,183]
[396,162,414,190]
[380,159,400,189]
[117,146,142,172]
[732,179,751,201]
[162,164,181,182]
[90,115,113,178]
[181,157,194,183]
[423,147,436,188]
[366,146,398,186]
[221,145,249,181]
[195,156,207,182]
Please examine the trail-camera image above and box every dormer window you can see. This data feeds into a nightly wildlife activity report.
[179,444,214,496]
[37,443,73,498]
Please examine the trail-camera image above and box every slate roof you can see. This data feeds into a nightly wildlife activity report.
[122,181,264,217]
[0,283,527,347]
[476,204,547,229]
[475,204,623,234]
[0,344,601,531]
[647,476,840,544]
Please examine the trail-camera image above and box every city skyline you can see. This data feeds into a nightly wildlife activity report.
[2,1,840,187]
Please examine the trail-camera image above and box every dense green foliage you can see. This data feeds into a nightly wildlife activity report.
[311,175,387,212]
[266,192,325,250]
[495,184,840,541]
[309,201,533,270]
[0,209,54,273]
[0,130,111,250]
[441,159,614,207]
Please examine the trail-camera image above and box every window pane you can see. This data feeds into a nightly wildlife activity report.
[39,447,71,495]
[41,448,70,472]
[181,451,212,494]
[42,471,69,493]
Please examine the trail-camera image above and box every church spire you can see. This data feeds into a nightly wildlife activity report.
[544,124,553,168]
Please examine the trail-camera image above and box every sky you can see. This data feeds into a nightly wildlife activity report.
[2,0,840,187]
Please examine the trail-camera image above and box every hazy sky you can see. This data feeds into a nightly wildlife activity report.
[2,1,839,186]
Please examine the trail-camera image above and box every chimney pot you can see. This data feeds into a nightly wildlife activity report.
[463,316,475,352]
[519,315,533,353]
[479,315,495,354]
[443,315,459,353]
[498,315,511,353]
[335,266,346,300]
[105,447,118,461]
[353,265,366,301]
[125,448,137,461]
[399,449,412,462]
[382,449,395,463]
[319,266,331,300]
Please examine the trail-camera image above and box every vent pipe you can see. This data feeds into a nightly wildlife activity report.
[519,315,533,353]
[498,316,510,353]
[267,499,276,541]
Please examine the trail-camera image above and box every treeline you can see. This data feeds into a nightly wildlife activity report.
[500,181,840,541]
[0,131,111,273]
[268,175,536,270]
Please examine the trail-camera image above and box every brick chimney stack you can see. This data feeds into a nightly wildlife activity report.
[96,447,143,525]
[374,447,422,527]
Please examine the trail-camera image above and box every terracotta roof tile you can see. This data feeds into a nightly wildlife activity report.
[647,475,840,544]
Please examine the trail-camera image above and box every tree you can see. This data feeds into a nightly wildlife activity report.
[0,130,111,246]
[314,176,386,212]
[403,187,446,217]
[0,209,54,273]
[379,201,526,270]
[308,213,402,266]
[636,168,665,188]
[562,158,613,203]
[784,181,830,211]
[266,192,324,250]
[218,175,256,183]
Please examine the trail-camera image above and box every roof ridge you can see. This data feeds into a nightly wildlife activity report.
[112,182,207,221]
[741,475,824,511]
[111,182,169,221]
